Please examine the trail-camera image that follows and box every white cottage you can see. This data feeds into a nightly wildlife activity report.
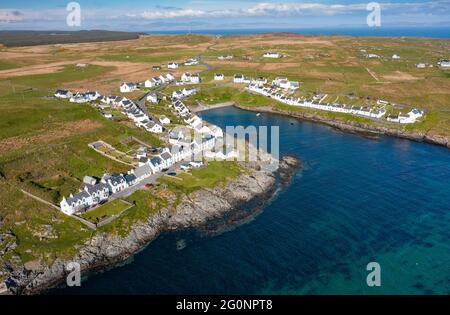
[120,82,137,93]
[214,73,224,81]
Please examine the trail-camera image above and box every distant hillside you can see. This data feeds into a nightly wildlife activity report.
[0,30,143,47]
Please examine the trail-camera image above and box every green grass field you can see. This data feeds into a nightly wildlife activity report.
[159,161,242,194]
[81,199,133,224]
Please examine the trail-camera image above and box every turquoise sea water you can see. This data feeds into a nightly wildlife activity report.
[55,107,450,295]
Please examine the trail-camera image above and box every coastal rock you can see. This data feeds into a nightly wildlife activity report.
[12,156,299,295]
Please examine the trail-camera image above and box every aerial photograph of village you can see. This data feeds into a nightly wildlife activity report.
[0,0,449,306]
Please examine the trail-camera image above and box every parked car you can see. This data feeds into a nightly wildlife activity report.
[167,172,177,176]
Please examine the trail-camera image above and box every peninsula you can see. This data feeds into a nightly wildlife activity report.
[0,32,449,294]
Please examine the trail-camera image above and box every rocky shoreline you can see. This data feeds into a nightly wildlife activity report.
[6,155,299,295]
[234,104,450,149]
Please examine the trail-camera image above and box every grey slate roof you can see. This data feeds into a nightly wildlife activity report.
[150,156,163,166]
[161,152,172,161]
[66,190,91,205]
[125,174,137,184]
[85,182,109,195]
[134,164,152,178]
[109,174,126,186]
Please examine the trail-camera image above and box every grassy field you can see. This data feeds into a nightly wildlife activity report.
[159,161,242,194]
[81,199,132,224]
[0,33,449,272]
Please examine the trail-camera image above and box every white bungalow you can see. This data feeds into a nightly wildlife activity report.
[234,74,244,83]
[214,73,224,81]
[147,93,160,104]
[168,62,179,69]
[190,74,201,84]
[273,78,299,90]
[185,58,199,66]
[166,73,176,82]
[152,77,163,86]
[263,52,281,58]
[181,72,192,82]
[218,55,233,60]
[145,121,163,133]
[438,59,450,68]
[120,82,137,93]
[55,89,73,99]
[159,115,171,125]
[172,90,185,100]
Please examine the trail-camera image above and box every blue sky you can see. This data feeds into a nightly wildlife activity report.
[1,0,449,31]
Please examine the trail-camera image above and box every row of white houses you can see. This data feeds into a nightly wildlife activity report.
[247,83,425,123]
[247,84,389,119]
[116,97,163,133]
[181,72,201,84]
[144,73,175,88]
[55,89,164,133]
[60,126,223,215]
[55,90,102,103]
[232,74,299,90]
[172,87,198,101]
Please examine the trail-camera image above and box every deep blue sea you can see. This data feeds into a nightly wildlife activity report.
[55,107,450,294]
[146,27,450,39]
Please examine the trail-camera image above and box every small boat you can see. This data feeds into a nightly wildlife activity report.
[256,113,261,116]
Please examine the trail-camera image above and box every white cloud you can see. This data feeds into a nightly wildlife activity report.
[135,1,450,20]
[0,9,24,22]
